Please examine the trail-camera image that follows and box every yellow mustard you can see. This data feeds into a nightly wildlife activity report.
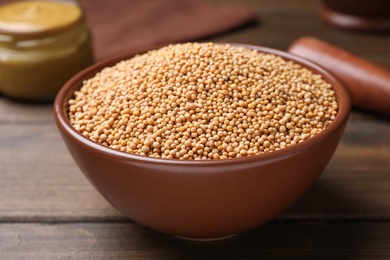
[0,0,94,102]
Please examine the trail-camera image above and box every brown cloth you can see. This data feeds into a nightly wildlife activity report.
[78,0,257,60]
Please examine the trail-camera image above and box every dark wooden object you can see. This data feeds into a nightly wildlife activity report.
[321,0,390,32]
[1,0,390,258]
[288,36,390,116]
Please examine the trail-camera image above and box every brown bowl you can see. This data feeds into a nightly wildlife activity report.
[54,43,350,239]
[321,0,390,32]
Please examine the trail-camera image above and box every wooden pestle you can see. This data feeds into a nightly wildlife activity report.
[288,36,390,116]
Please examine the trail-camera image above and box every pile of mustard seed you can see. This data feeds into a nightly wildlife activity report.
[68,42,338,160]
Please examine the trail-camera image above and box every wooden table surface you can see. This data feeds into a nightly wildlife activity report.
[1,0,390,259]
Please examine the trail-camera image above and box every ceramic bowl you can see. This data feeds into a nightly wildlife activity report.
[54,43,350,239]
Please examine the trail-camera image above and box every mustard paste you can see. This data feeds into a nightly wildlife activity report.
[0,1,94,102]
[0,1,82,34]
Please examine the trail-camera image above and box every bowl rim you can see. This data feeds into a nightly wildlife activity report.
[54,42,351,166]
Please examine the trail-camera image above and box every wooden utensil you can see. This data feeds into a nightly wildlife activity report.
[288,36,390,116]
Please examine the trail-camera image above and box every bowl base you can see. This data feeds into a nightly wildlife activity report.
[175,233,238,242]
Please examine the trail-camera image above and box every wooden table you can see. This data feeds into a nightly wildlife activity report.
[1,0,390,258]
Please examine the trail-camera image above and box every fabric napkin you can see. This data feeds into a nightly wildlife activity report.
[78,0,257,60]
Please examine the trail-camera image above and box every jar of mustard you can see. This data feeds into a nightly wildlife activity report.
[0,0,94,102]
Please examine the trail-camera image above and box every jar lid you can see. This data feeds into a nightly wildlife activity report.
[0,0,84,38]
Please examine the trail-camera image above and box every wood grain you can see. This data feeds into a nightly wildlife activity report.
[1,222,390,259]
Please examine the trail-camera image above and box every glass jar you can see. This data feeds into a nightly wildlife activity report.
[0,0,94,102]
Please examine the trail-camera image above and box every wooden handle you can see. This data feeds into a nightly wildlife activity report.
[288,36,390,116]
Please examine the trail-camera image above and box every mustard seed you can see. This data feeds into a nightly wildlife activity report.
[68,42,338,160]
